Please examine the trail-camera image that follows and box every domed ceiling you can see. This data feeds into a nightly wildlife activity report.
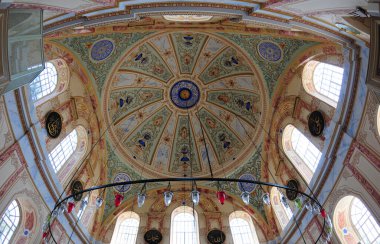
[101,32,267,177]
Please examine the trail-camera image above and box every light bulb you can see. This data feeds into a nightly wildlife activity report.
[191,190,200,205]
[95,196,103,208]
[241,191,250,205]
[137,193,146,208]
[164,191,173,206]
[262,192,271,205]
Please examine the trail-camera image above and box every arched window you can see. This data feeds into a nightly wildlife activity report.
[170,206,199,244]
[229,211,259,244]
[282,124,322,183]
[334,196,380,244]
[29,62,58,101]
[110,211,140,244]
[377,106,380,136]
[303,61,344,107]
[0,200,20,243]
[48,129,78,173]
[271,188,292,230]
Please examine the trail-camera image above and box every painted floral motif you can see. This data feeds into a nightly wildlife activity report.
[109,88,163,122]
[170,116,201,174]
[124,106,172,163]
[171,33,207,74]
[196,108,244,164]
[121,43,173,82]
[199,47,252,84]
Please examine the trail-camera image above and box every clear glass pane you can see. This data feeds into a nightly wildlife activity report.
[313,63,343,103]
[29,62,58,101]
[48,129,78,173]
[0,200,20,244]
[230,218,255,244]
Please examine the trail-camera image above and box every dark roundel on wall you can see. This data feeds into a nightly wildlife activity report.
[144,229,163,244]
[286,179,299,201]
[71,180,84,201]
[45,111,62,138]
[207,229,226,244]
[308,111,325,137]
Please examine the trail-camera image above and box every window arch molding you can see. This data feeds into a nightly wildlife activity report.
[28,58,70,105]
[377,105,380,136]
[333,195,380,244]
[110,211,140,244]
[270,188,293,230]
[48,125,88,179]
[229,211,260,244]
[302,60,344,108]
[170,206,200,244]
[0,199,21,244]
[282,124,322,183]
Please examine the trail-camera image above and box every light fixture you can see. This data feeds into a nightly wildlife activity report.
[295,197,303,210]
[95,196,103,208]
[216,190,226,205]
[262,192,271,205]
[164,191,174,206]
[320,208,327,218]
[79,197,88,211]
[114,193,124,207]
[67,198,75,214]
[304,198,313,212]
[241,191,250,205]
[137,193,146,208]
[312,203,321,214]
[191,190,200,205]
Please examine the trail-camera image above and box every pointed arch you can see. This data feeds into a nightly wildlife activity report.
[229,211,259,244]
[302,61,343,107]
[282,124,322,183]
[334,196,380,244]
[110,211,140,244]
[170,206,200,244]
[0,200,21,244]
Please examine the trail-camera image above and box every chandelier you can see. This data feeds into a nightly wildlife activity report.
[43,90,333,244]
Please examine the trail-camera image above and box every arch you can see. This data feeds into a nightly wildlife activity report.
[28,58,70,105]
[282,124,322,183]
[110,211,140,244]
[0,200,21,243]
[229,211,259,244]
[302,61,343,108]
[48,125,88,174]
[334,196,380,244]
[270,188,293,230]
[170,206,200,244]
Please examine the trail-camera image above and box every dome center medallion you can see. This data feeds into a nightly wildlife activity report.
[170,80,200,109]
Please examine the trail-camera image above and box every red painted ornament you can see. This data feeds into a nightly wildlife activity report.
[43,232,48,239]
[321,208,327,218]
[114,194,124,207]
[67,202,75,214]
[217,191,226,205]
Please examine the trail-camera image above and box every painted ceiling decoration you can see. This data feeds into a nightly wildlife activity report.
[48,29,321,221]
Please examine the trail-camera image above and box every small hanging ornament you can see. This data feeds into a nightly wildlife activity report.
[312,203,321,215]
[216,191,226,205]
[191,190,200,205]
[67,198,75,214]
[42,231,48,239]
[295,197,303,210]
[304,199,313,212]
[320,208,327,218]
[164,191,173,207]
[137,193,146,208]
[262,192,271,205]
[95,196,103,208]
[114,194,124,207]
[241,191,250,205]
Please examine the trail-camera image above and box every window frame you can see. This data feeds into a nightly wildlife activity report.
[229,211,260,244]
[170,206,200,244]
[48,129,78,173]
[110,211,140,244]
[312,62,343,103]
[0,200,21,244]
[29,62,58,102]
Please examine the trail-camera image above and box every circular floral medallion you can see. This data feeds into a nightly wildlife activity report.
[91,39,114,61]
[257,41,282,62]
[237,174,256,193]
[113,172,131,193]
[170,80,200,109]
